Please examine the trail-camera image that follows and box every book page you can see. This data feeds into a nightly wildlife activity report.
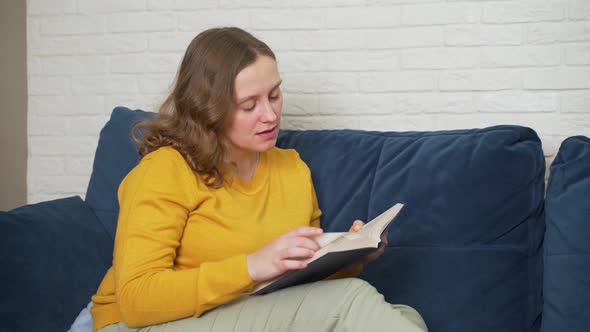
[358,203,404,241]
[315,234,377,256]
[308,203,404,263]
[313,232,347,248]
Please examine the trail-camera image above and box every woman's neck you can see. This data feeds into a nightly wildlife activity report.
[229,151,259,182]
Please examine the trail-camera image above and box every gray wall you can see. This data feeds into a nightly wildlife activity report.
[0,0,27,210]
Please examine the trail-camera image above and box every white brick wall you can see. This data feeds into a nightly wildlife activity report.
[26,0,590,203]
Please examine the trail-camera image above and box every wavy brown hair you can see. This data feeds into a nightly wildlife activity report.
[132,27,276,188]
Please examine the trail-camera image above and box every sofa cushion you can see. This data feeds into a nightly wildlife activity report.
[542,136,590,332]
[277,127,545,332]
[0,196,113,332]
[85,107,153,239]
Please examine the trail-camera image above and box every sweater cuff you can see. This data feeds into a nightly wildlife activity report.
[236,253,256,293]
[198,253,255,303]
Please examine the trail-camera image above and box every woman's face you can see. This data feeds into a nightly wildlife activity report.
[225,55,283,158]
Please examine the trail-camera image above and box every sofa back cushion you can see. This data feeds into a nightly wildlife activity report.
[87,107,545,332]
[542,136,590,332]
[278,128,545,332]
[0,196,112,332]
[85,107,152,239]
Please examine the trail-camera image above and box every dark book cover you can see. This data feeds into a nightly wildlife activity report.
[252,247,377,295]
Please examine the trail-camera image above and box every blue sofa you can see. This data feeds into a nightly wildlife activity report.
[1,106,589,332]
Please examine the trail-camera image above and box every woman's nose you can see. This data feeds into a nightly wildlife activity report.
[261,99,277,122]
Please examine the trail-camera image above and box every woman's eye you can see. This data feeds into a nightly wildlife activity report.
[269,94,280,100]
[243,103,255,111]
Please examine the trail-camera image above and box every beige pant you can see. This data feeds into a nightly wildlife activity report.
[98,278,428,332]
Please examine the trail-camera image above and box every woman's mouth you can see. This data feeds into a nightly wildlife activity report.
[257,127,277,139]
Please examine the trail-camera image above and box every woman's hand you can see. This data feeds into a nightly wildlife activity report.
[246,226,323,282]
[348,220,388,263]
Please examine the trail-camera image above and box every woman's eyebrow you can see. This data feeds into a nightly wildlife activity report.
[236,80,283,104]
[270,80,283,93]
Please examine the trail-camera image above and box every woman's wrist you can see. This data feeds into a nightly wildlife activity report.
[246,253,259,282]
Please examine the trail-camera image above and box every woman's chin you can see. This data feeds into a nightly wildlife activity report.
[261,141,277,151]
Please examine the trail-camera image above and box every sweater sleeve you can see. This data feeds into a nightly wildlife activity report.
[309,178,322,229]
[113,148,254,328]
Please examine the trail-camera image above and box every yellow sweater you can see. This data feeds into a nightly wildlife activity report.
[91,146,360,331]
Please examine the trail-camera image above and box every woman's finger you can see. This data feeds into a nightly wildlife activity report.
[287,226,323,238]
[349,220,365,232]
[292,236,320,251]
[280,259,308,271]
[281,247,315,260]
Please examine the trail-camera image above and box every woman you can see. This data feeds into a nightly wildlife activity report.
[90,27,427,332]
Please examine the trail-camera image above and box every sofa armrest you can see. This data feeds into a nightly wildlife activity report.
[0,196,113,332]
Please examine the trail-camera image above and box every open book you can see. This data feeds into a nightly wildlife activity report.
[252,203,404,295]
